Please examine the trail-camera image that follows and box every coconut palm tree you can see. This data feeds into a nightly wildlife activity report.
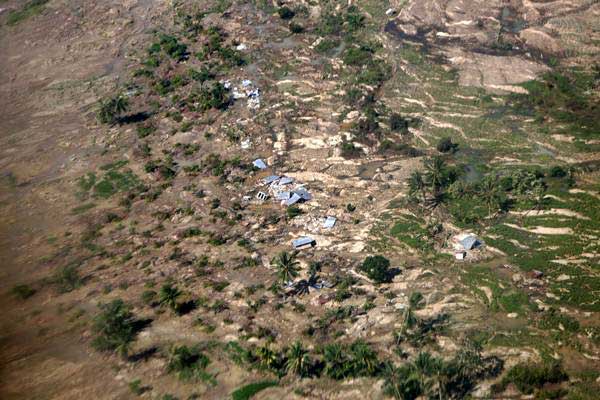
[382,362,422,400]
[413,352,437,393]
[431,358,456,400]
[408,171,427,204]
[286,341,311,377]
[97,94,130,124]
[424,156,448,192]
[479,176,503,216]
[271,251,300,284]
[158,283,182,312]
[256,345,279,371]
[350,340,379,376]
[323,343,351,380]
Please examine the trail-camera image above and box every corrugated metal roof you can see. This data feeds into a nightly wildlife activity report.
[292,237,316,248]
[278,177,294,185]
[276,191,291,200]
[285,193,302,206]
[460,236,479,250]
[253,159,267,169]
[323,216,336,229]
[293,188,312,201]
[263,175,280,184]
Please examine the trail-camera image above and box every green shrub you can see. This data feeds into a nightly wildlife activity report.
[495,362,568,394]
[343,46,373,66]
[195,82,229,111]
[158,34,188,61]
[360,255,391,283]
[141,290,157,306]
[6,0,49,26]
[278,6,295,20]
[340,140,363,158]
[286,205,303,219]
[11,284,36,300]
[232,380,278,400]
[318,13,344,35]
[548,165,567,178]
[436,137,458,153]
[390,113,409,133]
[167,345,214,383]
[315,38,340,53]
[136,123,156,138]
[53,265,83,292]
[92,299,139,356]
[289,22,304,34]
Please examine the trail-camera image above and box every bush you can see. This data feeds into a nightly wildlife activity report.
[92,299,138,356]
[136,123,156,138]
[158,34,188,61]
[390,113,409,133]
[318,13,344,36]
[360,255,391,283]
[289,22,304,34]
[196,82,229,111]
[167,345,214,383]
[436,137,458,153]
[232,380,279,400]
[548,165,567,178]
[278,6,295,20]
[340,140,364,159]
[286,205,303,219]
[11,284,36,300]
[53,265,83,292]
[6,0,49,26]
[495,362,568,394]
[315,38,340,53]
[343,46,373,66]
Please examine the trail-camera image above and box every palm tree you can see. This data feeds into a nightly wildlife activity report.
[350,340,379,376]
[271,251,300,284]
[396,304,417,344]
[431,359,456,400]
[413,352,437,393]
[97,94,130,124]
[479,176,503,216]
[382,362,422,400]
[286,341,311,377]
[158,283,182,312]
[424,156,448,192]
[323,343,351,380]
[256,345,279,370]
[408,171,427,204]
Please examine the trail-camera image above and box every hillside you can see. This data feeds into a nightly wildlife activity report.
[1,1,599,399]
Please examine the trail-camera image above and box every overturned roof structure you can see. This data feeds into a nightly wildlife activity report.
[253,159,267,170]
[292,237,316,249]
[460,235,480,250]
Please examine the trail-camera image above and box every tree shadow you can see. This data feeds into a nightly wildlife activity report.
[127,346,158,363]
[118,111,151,125]
[132,318,153,334]
[176,300,197,316]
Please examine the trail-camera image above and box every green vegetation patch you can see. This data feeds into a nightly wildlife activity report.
[231,380,278,400]
[510,69,600,143]
[461,265,532,314]
[6,0,49,26]
[390,214,432,251]
[76,161,143,201]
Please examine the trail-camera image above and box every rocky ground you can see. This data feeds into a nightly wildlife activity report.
[0,1,598,399]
